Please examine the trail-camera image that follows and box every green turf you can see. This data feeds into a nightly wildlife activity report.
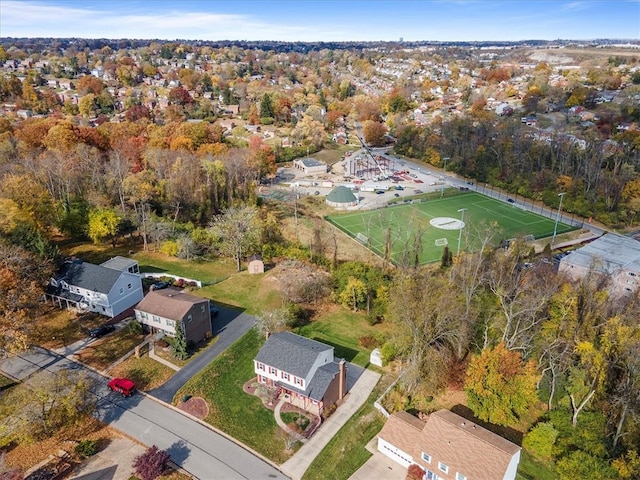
[326,192,576,265]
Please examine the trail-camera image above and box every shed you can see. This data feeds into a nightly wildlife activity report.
[248,254,265,274]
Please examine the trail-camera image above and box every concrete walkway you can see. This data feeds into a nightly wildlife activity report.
[273,399,308,444]
[148,344,181,372]
[280,368,380,480]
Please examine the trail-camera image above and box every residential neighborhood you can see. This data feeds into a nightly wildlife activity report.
[1,2,640,480]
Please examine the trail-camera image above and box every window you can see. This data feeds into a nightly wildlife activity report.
[456,473,467,480]
[119,287,124,294]
[629,272,637,277]
[166,319,175,327]
[294,377,303,387]
[128,283,132,289]
[421,452,431,463]
[153,315,161,323]
[269,366,277,375]
[201,305,205,313]
[438,462,448,474]
[281,372,290,381]
[257,362,265,371]
[187,314,193,323]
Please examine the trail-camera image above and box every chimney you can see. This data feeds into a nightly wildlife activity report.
[338,359,347,400]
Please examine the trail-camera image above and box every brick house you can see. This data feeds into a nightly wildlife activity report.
[253,332,348,417]
[378,409,521,480]
[134,288,212,344]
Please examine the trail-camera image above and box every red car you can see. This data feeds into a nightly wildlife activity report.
[108,378,136,397]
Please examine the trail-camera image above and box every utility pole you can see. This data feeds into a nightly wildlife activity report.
[552,192,565,247]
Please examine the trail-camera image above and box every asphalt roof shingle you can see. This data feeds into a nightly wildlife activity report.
[57,261,123,294]
[254,331,333,380]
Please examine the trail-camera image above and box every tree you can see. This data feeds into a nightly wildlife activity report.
[255,308,291,339]
[362,120,387,147]
[555,450,618,480]
[172,323,189,360]
[133,445,170,480]
[523,422,558,461]
[259,93,274,119]
[464,343,540,426]
[88,208,120,247]
[210,206,262,271]
[168,86,193,106]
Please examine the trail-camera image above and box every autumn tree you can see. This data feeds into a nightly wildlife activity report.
[464,343,540,426]
[362,120,387,147]
[209,205,262,271]
[0,241,53,355]
[133,445,170,480]
[254,308,291,339]
[88,208,120,247]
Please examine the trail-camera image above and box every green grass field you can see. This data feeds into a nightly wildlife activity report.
[326,192,576,265]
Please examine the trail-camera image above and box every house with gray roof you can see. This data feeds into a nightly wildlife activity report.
[45,257,143,318]
[558,234,640,298]
[254,331,348,416]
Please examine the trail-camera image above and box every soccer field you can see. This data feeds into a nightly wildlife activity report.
[326,192,577,265]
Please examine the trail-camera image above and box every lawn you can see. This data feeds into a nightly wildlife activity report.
[301,378,388,480]
[107,354,176,391]
[295,305,391,367]
[75,329,145,371]
[200,270,284,314]
[517,449,556,480]
[174,329,295,464]
[326,191,577,265]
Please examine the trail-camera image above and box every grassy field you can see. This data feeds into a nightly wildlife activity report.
[296,305,390,367]
[326,191,576,265]
[174,329,295,464]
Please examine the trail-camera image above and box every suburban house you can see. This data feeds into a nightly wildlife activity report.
[253,332,348,417]
[558,234,640,297]
[134,288,212,344]
[45,257,143,318]
[378,409,521,480]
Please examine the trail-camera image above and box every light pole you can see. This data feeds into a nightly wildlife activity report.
[552,192,565,247]
[441,157,449,198]
[457,208,467,256]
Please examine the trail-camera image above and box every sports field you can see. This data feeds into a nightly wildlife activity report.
[326,192,576,265]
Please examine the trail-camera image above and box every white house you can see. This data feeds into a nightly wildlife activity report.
[45,257,143,318]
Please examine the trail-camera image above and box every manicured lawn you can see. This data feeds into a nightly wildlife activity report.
[75,330,145,371]
[135,252,238,285]
[295,305,391,367]
[107,354,176,391]
[301,381,386,480]
[516,449,556,480]
[30,308,102,349]
[326,191,577,265]
[201,271,284,314]
[174,329,295,464]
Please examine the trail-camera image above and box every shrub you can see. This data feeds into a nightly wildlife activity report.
[132,445,170,480]
[523,422,558,461]
[128,320,143,335]
[358,335,377,349]
[159,240,178,257]
[75,439,98,458]
[406,464,425,480]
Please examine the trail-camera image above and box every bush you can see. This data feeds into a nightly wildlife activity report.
[523,422,558,461]
[159,240,178,257]
[132,445,170,480]
[75,439,98,458]
[128,320,143,335]
[358,335,378,349]
[406,464,425,480]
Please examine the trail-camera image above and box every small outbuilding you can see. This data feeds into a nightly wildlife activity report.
[326,186,358,209]
[248,254,265,274]
[293,157,327,175]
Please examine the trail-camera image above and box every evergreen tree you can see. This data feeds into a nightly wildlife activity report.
[172,323,189,360]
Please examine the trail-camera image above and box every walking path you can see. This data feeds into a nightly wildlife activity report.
[280,368,380,480]
[274,400,308,443]
[148,344,181,371]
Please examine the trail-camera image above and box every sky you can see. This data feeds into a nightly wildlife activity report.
[1,0,639,42]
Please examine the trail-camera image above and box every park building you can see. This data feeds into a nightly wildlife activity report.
[293,157,327,175]
[326,186,358,209]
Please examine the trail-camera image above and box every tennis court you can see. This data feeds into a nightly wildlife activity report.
[326,192,576,265]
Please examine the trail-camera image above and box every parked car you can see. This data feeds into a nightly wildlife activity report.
[394,193,400,197]
[375,190,385,194]
[150,281,170,290]
[89,324,115,338]
[414,189,424,194]
[108,378,136,397]
[209,304,220,317]
[507,198,515,203]
[395,185,404,191]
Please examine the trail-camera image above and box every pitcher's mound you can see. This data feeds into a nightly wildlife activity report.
[179,397,208,419]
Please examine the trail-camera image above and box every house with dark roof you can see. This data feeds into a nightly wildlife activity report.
[134,288,212,344]
[45,257,143,318]
[378,409,521,480]
[253,332,348,417]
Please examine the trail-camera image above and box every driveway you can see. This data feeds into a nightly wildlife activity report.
[149,307,256,402]
[0,346,287,480]
[280,366,380,480]
[69,437,146,480]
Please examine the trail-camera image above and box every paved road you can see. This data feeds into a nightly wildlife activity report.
[149,307,256,402]
[1,312,287,480]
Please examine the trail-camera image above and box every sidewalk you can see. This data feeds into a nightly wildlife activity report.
[280,368,380,480]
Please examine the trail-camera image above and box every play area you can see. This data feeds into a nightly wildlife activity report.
[326,191,576,265]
